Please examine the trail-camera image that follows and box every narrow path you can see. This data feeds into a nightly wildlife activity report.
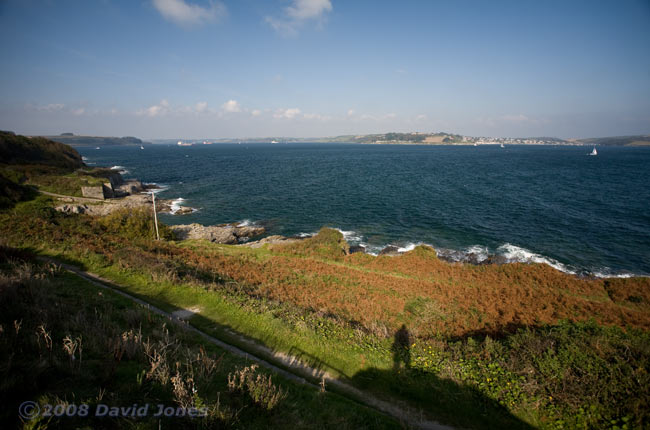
[44,258,454,430]
[37,189,105,203]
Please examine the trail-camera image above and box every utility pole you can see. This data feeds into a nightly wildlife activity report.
[151,191,160,240]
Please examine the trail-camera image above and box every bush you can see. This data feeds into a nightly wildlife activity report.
[279,227,350,259]
[0,172,37,209]
[227,364,287,411]
[96,207,174,241]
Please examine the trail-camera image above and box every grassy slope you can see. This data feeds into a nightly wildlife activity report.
[0,131,84,169]
[0,246,398,430]
[1,196,649,429]
[0,131,126,197]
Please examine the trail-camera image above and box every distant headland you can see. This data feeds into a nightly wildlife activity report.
[151,132,650,146]
[38,133,151,147]
[23,131,650,147]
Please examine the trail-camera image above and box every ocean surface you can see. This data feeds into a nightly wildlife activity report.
[77,143,650,278]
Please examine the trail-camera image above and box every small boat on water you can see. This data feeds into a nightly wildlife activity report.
[140,145,144,150]
[589,147,597,156]
[500,143,505,148]
[95,146,100,150]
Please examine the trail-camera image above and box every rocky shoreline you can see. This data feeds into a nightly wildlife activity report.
[50,171,525,264]
[170,223,265,244]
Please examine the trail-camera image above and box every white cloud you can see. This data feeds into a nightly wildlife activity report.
[384,113,397,119]
[274,108,301,119]
[415,114,427,121]
[72,108,86,116]
[347,109,355,116]
[251,109,262,117]
[266,0,332,35]
[152,0,226,27]
[195,101,208,113]
[139,99,170,117]
[221,99,241,113]
[286,0,332,19]
[34,103,65,112]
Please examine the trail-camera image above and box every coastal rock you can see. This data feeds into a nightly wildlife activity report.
[171,223,265,244]
[236,224,266,237]
[115,179,144,195]
[244,235,302,248]
[174,206,194,215]
[156,199,198,215]
[378,245,401,256]
[56,204,89,215]
[482,255,509,265]
[349,245,367,254]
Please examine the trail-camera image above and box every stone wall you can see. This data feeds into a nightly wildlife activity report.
[81,186,106,200]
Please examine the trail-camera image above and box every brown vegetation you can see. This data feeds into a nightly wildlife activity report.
[119,228,650,339]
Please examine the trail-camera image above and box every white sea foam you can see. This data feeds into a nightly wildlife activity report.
[358,242,383,256]
[591,268,636,279]
[296,232,316,238]
[110,165,129,174]
[496,243,577,275]
[236,219,258,227]
[81,156,88,161]
[397,243,418,253]
[334,228,363,244]
[464,245,489,262]
[145,183,168,194]
[169,198,186,215]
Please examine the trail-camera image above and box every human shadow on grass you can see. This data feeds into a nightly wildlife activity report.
[350,325,535,430]
[188,315,535,430]
[34,262,535,430]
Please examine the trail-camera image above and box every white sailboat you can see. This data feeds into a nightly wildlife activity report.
[140,145,144,150]
[589,147,597,156]
[500,143,505,148]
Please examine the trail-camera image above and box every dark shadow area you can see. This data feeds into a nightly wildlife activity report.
[346,325,535,430]
[0,175,39,210]
[349,366,535,430]
[391,324,411,371]
[288,346,351,379]
[187,316,536,430]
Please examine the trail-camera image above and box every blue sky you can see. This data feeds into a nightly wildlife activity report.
[1,0,649,139]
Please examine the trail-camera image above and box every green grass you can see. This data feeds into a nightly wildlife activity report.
[0,165,116,197]
[1,195,649,429]
[0,248,399,429]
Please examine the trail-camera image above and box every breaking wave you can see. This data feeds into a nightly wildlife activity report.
[334,228,364,243]
[326,229,643,278]
[237,219,259,227]
[495,243,576,274]
[169,197,198,215]
[110,165,129,175]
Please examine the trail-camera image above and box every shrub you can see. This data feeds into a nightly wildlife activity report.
[96,207,174,241]
[278,227,349,259]
[228,364,287,411]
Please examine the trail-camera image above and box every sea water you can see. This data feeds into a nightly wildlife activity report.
[78,143,650,277]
